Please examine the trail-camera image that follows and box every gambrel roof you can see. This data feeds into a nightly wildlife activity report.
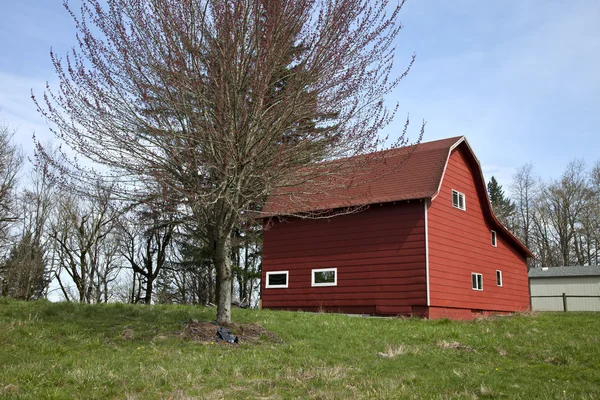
[264,136,461,215]
[264,136,534,258]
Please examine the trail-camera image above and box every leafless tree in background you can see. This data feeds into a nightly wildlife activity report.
[0,121,24,253]
[531,188,556,268]
[586,162,600,265]
[118,203,177,305]
[511,163,539,252]
[512,160,600,269]
[1,162,58,300]
[539,160,591,266]
[92,231,122,303]
[34,0,421,323]
[19,166,57,252]
[51,183,120,303]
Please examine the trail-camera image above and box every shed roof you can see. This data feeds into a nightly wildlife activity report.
[529,266,600,278]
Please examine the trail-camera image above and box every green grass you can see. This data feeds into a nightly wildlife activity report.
[0,299,599,399]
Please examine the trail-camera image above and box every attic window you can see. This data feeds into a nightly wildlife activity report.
[471,273,483,291]
[491,230,497,247]
[312,268,337,287]
[265,271,288,288]
[452,190,465,210]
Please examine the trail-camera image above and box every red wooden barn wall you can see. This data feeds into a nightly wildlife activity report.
[262,202,427,315]
[427,146,530,319]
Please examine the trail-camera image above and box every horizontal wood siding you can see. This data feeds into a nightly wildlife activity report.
[427,147,530,312]
[530,277,600,311]
[262,202,427,313]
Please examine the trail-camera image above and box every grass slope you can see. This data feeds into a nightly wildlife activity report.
[0,299,599,399]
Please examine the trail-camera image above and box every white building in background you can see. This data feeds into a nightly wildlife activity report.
[529,266,600,312]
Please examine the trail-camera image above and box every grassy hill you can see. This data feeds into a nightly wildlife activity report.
[0,299,599,399]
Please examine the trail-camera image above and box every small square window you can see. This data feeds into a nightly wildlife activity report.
[312,268,337,287]
[266,271,289,288]
[496,270,502,287]
[491,230,497,247]
[452,190,465,210]
[471,273,483,291]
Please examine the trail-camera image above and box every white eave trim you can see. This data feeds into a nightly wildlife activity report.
[431,136,465,201]
[427,136,533,259]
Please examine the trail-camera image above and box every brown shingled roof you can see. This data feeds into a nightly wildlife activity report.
[263,136,463,216]
[263,135,534,258]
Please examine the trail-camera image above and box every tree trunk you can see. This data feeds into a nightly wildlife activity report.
[144,277,153,305]
[130,272,136,304]
[214,232,233,324]
[241,243,249,302]
[78,278,86,303]
[208,265,214,304]
[104,277,109,303]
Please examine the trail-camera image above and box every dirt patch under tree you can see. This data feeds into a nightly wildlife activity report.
[181,321,279,345]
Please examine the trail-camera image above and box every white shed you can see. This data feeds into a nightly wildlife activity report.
[529,266,600,311]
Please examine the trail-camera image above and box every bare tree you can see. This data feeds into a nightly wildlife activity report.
[521,160,599,268]
[92,231,122,303]
[0,161,58,300]
[511,164,539,251]
[531,184,559,268]
[542,160,591,266]
[0,121,24,252]
[585,161,600,265]
[118,203,177,305]
[574,161,600,266]
[19,167,57,251]
[34,0,420,323]
[51,183,120,303]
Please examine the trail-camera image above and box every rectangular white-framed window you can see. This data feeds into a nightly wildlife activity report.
[311,268,337,287]
[491,230,497,247]
[471,273,483,291]
[496,270,503,287]
[265,271,289,288]
[452,189,466,211]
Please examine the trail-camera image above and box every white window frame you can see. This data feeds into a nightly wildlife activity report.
[452,189,466,211]
[265,271,289,289]
[471,273,483,291]
[311,268,337,287]
[496,270,503,287]
[491,230,497,247]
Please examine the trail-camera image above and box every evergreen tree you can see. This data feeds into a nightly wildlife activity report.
[154,268,177,304]
[488,176,516,230]
[0,233,49,300]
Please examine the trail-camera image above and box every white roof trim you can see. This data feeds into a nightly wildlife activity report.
[430,136,465,201]
[429,136,533,258]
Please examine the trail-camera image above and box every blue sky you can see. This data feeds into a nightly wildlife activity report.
[1,0,599,190]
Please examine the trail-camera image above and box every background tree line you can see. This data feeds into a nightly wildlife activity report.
[489,159,600,269]
[0,123,261,304]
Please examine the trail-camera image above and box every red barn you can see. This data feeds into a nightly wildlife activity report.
[261,136,533,319]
